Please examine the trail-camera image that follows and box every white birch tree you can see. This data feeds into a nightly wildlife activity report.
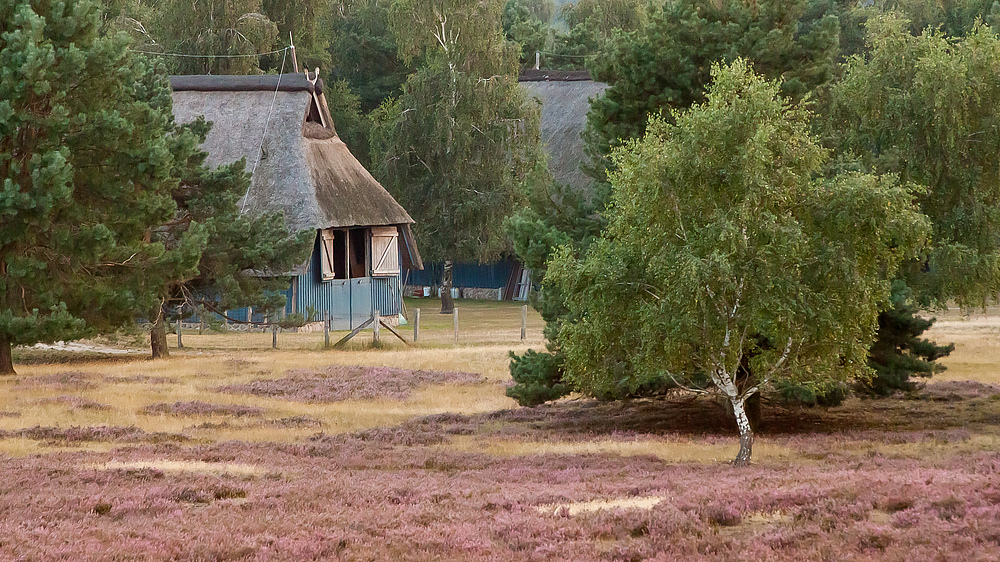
[546,60,930,465]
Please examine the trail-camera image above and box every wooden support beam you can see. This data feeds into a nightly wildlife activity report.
[379,318,411,346]
[333,317,374,348]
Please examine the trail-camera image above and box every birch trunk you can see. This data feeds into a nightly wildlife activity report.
[150,306,169,359]
[0,334,14,375]
[731,395,754,466]
[440,259,456,314]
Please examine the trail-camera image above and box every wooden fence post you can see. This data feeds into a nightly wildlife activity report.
[453,308,459,343]
[176,304,183,349]
[414,308,420,343]
[324,310,330,349]
[272,322,278,349]
[373,310,380,346]
[521,305,527,341]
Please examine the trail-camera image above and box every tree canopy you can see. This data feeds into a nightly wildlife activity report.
[585,0,841,178]
[0,0,186,373]
[831,16,1000,307]
[373,0,542,313]
[547,60,929,464]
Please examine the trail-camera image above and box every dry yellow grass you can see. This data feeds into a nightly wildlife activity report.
[536,496,665,516]
[0,346,526,449]
[925,314,1000,384]
[92,460,266,476]
[3,301,999,464]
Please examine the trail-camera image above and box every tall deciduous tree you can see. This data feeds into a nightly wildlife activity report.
[547,61,929,465]
[137,0,280,74]
[374,0,542,313]
[830,17,1000,392]
[329,0,413,113]
[261,0,331,71]
[0,0,185,374]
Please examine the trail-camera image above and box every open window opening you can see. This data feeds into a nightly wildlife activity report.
[349,228,367,278]
[320,227,368,280]
[305,93,326,127]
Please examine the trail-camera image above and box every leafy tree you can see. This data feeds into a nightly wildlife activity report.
[585,0,841,179]
[146,119,313,358]
[561,0,647,35]
[503,0,556,68]
[261,0,332,72]
[0,0,185,374]
[546,60,929,464]
[329,0,413,113]
[830,17,1000,391]
[375,0,542,313]
[507,0,839,405]
[135,0,280,74]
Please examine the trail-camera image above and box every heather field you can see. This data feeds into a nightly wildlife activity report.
[2,301,1000,561]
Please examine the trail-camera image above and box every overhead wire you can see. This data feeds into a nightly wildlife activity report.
[241,46,289,213]
[130,47,290,58]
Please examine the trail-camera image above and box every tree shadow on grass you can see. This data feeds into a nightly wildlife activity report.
[327,381,1000,447]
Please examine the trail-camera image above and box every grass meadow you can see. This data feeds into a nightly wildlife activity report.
[2,299,1000,560]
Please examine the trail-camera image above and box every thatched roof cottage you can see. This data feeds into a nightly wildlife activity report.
[170,73,422,329]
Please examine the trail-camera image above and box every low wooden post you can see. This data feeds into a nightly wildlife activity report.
[521,305,527,341]
[199,313,204,336]
[453,308,459,343]
[373,310,380,346]
[272,323,278,349]
[247,306,253,330]
[223,312,228,331]
[176,304,183,349]
[324,311,330,349]
[414,308,420,343]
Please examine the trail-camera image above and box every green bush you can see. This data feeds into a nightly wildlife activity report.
[506,349,572,406]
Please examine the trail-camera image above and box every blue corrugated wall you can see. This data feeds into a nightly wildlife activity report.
[405,256,517,289]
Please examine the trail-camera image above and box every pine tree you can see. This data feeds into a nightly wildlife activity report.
[145,117,313,358]
[864,282,954,396]
[585,0,841,180]
[1,0,183,374]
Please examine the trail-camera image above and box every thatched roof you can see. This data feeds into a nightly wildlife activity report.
[170,74,414,232]
[520,73,607,190]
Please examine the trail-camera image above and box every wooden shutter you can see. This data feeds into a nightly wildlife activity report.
[370,226,400,276]
[320,229,336,280]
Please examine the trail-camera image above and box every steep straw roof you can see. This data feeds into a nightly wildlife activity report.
[170,74,414,232]
[520,74,607,191]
